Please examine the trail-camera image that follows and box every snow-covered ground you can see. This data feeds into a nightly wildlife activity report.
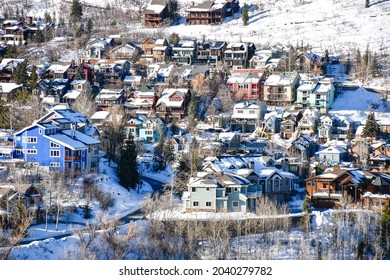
[329,86,390,124]
[6,0,390,55]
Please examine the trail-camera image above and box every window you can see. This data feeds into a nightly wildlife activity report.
[234,187,239,192]
[206,201,211,207]
[27,149,37,154]
[226,187,231,194]
[39,128,42,135]
[50,150,60,157]
[274,178,280,191]
[205,187,210,192]
[50,162,60,167]
[145,130,153,135]
[249,110,256,114]
[193,201,199,207]
[232,201,239,207]
[27,137,37,143]
[15,150,21,155]
[191,187,196,192]
[50,142,60,148]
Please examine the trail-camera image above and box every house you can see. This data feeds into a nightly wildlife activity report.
[369,143,390,171]
[61,79,89,105]
[139,115,165,143]
[280,118,297,139]
[93,59,130,86]
[152,39,170,63]
[263,72,301,106]
[249,48,287,72]
[218,132,240,153]
[124,75,144,89]
[45,63,71,80]
[296,51,326,76]
[224,42,256,70]
[171,40,197,65]
[177,64,210,86]
[90,110,111,127]
[288,135,318,160]
[295,77,335,113]
[202,156,298,204]
[363,174,390,207]
[109,42,142,62]
[85,37,114,59]
[154,88,191,121]
[315,146,349,164]
[67,61,94,83]
[95,88,126,111]
[261,113,281,136]
[196,41,227,66]
[227,69,266,101]
[14,109,100,173]
[185,0,229,25]
[0,82,22,102]
[143,0,168,28]
[183,171,254,213]
[146,63,177,84]
[124,85,157,116]
[0,58,25,82]
[0,184,43,225]
[230,102,265,133]
[296,112,318,137]
[306,167,376,208]
[334,116,355,141]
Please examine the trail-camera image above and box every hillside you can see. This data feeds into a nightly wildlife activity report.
[3,0,389,55]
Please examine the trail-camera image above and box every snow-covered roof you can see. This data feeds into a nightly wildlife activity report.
[91,111,110,120]
[45,133,87,150]
[61,130,100,145]
[63,90,81,100]
[0,82,22,93]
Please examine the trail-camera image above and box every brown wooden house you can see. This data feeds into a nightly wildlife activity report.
[143,0,168,27]
[155,88,191,121]
[306,167,376,208]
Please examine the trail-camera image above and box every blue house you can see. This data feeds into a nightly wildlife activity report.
[13,109,100,173]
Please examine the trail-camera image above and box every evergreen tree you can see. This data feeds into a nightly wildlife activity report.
[5,45,18,58]
[13,61,29,85]
[361,112,380,140]
[70,0,83,22]
[167,0,179,21]
[242,4,249,26]
[169,32,180,46]
[29,65,38,89]
[34,28,45,43]
[11,199,30,237]
[14,88,30,103]
[118,135,139,190]
[0,106,10,129]
[380,204,390,248]
[86,18,93,36]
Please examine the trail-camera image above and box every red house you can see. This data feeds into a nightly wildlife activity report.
[227,69,266,101]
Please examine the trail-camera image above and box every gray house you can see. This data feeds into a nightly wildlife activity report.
[315,146,349,164]
[183,171,256,213]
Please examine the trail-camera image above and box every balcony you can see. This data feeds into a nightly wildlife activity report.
[65,156,81,161]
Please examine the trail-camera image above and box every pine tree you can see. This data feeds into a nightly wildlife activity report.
[242,4,249,26]
[5,45,18,58]
[0,106,10,129]
[70,0,83,22]
[34,28,45,43]
[380,204,390,246]
[86,18,93,36]
[29,65,38,89]
[361,112,380,140]
[169,32,180,46]
[118,135,139,190]
[13,61,29,85]
[167,0,179,21]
